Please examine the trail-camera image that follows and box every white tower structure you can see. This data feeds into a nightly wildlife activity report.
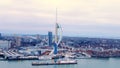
[49,8,62,55]
[55,8,62,46]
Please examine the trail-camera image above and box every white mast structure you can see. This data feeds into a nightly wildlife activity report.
[55,8,62,47]
[49,8,62,55]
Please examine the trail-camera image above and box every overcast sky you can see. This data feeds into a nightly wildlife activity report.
[0,0,120,38]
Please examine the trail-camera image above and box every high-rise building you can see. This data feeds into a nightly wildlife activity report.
[0,33,1,39]
[48,31,52,46]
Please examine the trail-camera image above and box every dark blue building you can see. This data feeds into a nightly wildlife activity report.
[0,33,1,39]
[48,31,52,46]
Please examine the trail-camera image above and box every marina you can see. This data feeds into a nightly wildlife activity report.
[0,0,120,68]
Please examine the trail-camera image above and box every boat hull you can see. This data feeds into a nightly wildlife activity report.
[32,62,77,66]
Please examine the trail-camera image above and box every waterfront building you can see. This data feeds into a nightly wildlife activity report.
[15,36,21,47]
[0,40,11,49]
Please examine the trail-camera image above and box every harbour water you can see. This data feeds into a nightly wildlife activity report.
[0,58,120,68]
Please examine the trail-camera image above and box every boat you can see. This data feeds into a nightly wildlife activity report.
[75,54,91,59]
[5,56,38,60]
[38,55,52,60]
[38,54,65,60]
[64,52,91,59]
[64,53,76,59]
[57,58,77,64]
[52,54,65,59]
[19,56,38,60]
[32,59,77,66]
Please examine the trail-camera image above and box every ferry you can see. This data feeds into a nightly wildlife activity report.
[32,59,77,66]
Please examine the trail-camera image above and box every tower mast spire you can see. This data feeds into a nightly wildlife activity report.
[55,8,58,43]
[56,8,57,24]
